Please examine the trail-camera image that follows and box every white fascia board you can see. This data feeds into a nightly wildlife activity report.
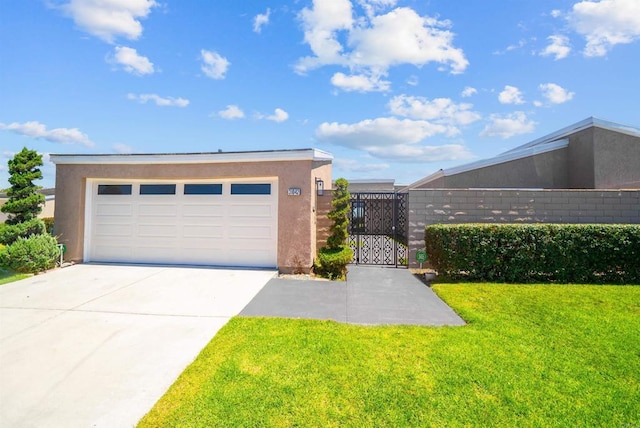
[50,148,333,165]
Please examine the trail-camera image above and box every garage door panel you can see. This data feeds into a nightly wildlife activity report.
[139,204,178,216]
[89,180,277,267]
[96,203,133,216]
[182,204,225,217]
[182,225,223,238]
[137,224,178,237]
[93,224,134,237]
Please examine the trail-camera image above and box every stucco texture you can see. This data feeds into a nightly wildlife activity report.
[54,159,332,273]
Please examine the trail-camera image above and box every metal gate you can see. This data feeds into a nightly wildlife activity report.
[348,192,408,267]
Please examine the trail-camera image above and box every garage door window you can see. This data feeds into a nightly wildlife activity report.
[231,183,271,195]
[140,184,176,195]
[98,184,132,195]
[184,183,223,195]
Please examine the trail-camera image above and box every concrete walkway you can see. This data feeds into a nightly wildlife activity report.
[0,264,275,428]
[240,265,465,326]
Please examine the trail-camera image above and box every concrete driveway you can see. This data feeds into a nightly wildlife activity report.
[0,264,275,428]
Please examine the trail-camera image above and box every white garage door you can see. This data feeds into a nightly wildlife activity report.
[85,179,278,267]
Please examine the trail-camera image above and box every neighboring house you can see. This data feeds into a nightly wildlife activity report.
[347,179,396,193]
[50,149,332,273]
[404,117,640,268]
[0,189,55,223]
[405,117,640,191]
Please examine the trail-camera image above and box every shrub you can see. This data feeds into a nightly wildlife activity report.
[313,246,354,280]
[0,218,46,245]
[42,217,55,235]
[0,234,59,274]
[425,223,640,284]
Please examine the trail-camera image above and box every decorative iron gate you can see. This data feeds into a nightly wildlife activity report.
[348,192,408,267]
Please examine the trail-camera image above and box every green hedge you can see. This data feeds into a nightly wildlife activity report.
[425,224,640,284]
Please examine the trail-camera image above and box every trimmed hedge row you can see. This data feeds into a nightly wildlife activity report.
[424,224,640,283]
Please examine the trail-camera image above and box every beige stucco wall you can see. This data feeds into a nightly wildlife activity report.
[54,159,332,273]
[592,128,640,188]
[419,148,570,189]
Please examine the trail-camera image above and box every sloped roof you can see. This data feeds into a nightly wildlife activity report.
[403,117,640,190]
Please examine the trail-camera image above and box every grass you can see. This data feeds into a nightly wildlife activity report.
[0,268,29,285]
[139,284,640,427]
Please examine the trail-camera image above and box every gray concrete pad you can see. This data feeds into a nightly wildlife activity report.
[0,264,275,428]
[240,265,466,326]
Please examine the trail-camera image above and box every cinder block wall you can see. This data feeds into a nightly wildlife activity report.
[408,189,640,268]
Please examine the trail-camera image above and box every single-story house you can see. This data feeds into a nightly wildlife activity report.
[50,149,332,273]
[404,117,640,191]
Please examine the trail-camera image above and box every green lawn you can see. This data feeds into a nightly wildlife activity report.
[0,268,29,285]
[139,284,640,427]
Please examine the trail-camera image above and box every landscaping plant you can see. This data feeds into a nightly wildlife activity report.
[314,178,353,279]
[425,223,640,283]
[1,148,58,273]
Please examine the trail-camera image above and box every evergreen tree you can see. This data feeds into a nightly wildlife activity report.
[326,178,350,249]
[2,148,45,225]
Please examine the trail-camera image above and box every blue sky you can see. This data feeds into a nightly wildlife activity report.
[1,0,639,188]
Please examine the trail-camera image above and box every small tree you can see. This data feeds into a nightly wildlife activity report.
[326,178,350,249]
[0,148,58,273]
[314,178,353,280]
[2,147,45,225]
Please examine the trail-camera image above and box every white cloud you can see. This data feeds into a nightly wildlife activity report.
[297,0,354,71]
[569,0,640,57]
[258,108,289,123]
[112,46,154,75]
[551,9,563,18]
[58,0,157,43]
[498,85,525,105]
[200,49,230,79]
[112,143,133,153]
[0,121,95,147]
[480,112,536,139]
[127,93,189,107]
[461,86,478,98]
[217,105,245,120]
[330,72,390,92]
[388,95,481,130]
[493,39,527,55]
[296,3,467,92]
[539,83,575,104]
[334,158,389,172]
[540,35,571,60]
[406,75,419,86]
[315,117,473,162]
[253,8,271,33]
[357,0,397,18]
[348,8,468,73]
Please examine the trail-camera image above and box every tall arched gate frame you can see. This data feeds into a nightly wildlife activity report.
[348,192,409,267]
